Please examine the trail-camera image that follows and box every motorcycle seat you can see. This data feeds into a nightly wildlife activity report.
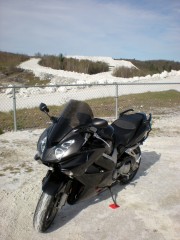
[111,113,145,146]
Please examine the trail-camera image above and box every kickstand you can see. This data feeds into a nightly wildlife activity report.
[108,186,120,209]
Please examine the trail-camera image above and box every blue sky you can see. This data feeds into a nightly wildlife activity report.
[0,0,180,60]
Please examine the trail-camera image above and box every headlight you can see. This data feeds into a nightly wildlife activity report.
[55,140,75,160]
[41,136,47,153]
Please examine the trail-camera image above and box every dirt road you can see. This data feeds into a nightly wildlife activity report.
[0,113,179,240]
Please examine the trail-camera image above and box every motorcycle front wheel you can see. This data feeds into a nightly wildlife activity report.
[33,191,64,232]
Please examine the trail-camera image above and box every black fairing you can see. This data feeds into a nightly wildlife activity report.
[42,132,85,163]
[65,148,116,203]
[42,169,68,196]
[61,148,105,175]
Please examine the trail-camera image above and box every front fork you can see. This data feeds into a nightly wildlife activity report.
[42,167,72,196]
[55,180,73,210]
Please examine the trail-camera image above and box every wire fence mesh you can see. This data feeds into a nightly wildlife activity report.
[0,83,180,131]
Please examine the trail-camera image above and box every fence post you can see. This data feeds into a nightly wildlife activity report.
[13,86,17,131]
[115,84,118,119]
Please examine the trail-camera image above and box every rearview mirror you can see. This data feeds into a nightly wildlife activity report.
[39,103,49,113]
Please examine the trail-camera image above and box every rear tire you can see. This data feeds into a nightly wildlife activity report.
[120,157,141,184]
[118,147,141,184]
[33,192,63,232]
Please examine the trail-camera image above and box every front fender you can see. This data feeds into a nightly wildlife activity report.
[42,170,69,196]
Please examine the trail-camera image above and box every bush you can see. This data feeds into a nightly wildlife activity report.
[113,66,144,78]
[88,61,109,75]
[39,55,109,75]
[39,54,64,70]
[114,59,180,77]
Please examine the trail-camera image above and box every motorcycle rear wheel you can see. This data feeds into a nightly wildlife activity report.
[120,157,141,184]
[118,147,141,184]
[33,192,63,232]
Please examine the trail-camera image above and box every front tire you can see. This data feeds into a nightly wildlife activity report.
[33,192,64,232]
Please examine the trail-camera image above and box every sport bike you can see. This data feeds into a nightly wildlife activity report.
[33,99,152,232]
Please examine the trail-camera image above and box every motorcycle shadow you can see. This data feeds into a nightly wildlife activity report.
[47,150,161,233]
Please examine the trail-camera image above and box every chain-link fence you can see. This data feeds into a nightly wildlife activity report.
[0,82,180,131]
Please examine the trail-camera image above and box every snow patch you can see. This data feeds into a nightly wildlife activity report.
[2,56,176,99]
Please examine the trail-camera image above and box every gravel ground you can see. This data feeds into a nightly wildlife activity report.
[0,112,179,240]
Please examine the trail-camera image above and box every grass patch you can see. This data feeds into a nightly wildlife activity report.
[117,90,180,112]
[0,128,3,135]
[3,166,20,172]
[25,167,33,173]
[0,90,179,131]
[87,90,180,116]
[0,51,50,86]
[0,111,14,131]
[0,68,50,87]
[0,105,64,131]
[1,163,34,175]
[0,51,29,75]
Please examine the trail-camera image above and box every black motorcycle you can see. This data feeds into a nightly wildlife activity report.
[33,99,152,232]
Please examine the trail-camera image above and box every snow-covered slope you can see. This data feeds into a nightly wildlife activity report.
[66,56,137,68]
[18,57,180,86]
